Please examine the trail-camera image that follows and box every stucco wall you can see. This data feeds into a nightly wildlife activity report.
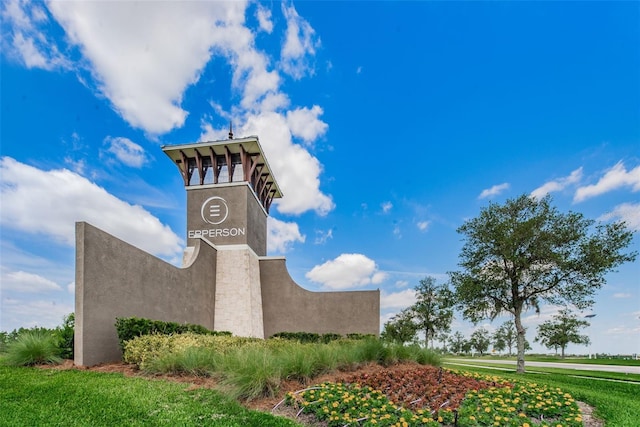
[75,222,217,366]
[260,257,380,337]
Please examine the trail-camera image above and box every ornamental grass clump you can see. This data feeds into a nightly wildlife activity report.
[3,330,62,366]
[216,345,282,401]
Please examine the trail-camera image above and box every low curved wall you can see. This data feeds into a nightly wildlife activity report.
[259,257,380,337]
[75,222,217,366]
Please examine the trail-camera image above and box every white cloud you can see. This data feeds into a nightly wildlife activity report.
[612,293,632,298]
[478,183,510,199]
[240,112,334,216]
[416,221,430,231]
[381,202,393,214]
[104,136,149,168]
[531,167,583,199]
[1,270,62,293]
[47,1,250,134]
[267,216,305,253]
[605,325,640,335]
[314,229,333,245]
[64,157,87,175]
[255,4,273,34]
[306,253,388,290]
[280,2,319,79]
[599,202,640,231]
[67,282,75,294]
[1,0,69,70]
[0,157,182,257]
[395,280,409,288]
[380,289,417,309]
[574,162,640,202]
[286,106,328,145]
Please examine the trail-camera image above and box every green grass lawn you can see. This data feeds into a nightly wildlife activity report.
[442,362,640,427]
[446,354,640,366]
[444,358,640,382]
[0,365,299,427]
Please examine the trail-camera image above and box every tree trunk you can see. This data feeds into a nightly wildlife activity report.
[561,345,565,359]
[514,310,526,374]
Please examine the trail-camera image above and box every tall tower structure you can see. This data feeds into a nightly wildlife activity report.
[162,135,281,337]
[162,135,282,257]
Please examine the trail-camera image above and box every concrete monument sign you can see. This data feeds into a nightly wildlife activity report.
[74,134,379,366]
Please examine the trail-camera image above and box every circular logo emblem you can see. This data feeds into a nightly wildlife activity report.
[201,196,229,225]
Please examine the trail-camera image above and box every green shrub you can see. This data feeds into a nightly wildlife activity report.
[115,317,231,349]
[320,333,342,343]
[124,333,260,369]
[124,333,214,368]
[3,330,62,366]
[55,313,74,359]
[269,331,322,343]
[346,333,376,340]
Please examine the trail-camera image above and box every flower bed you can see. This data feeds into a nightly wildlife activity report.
[282,366,583,426]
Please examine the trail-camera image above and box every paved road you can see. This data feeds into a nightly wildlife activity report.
[444,358,640,375]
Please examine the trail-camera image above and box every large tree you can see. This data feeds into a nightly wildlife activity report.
[535,308,591,358]
[411,277,455,349]
[450,194,636,373]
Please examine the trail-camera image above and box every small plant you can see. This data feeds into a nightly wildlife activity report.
[3,330,62,366]
[56,313,74,359]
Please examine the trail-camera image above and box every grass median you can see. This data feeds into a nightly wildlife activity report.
[442,361,640,427]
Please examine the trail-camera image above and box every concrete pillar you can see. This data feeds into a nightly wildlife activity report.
[214,244,264,338]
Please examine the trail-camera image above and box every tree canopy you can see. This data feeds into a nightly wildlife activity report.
[450,194,636,373]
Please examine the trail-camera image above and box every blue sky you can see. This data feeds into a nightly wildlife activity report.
[1,1,638,355]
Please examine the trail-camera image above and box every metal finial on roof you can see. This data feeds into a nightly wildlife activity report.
[228,122,233,139]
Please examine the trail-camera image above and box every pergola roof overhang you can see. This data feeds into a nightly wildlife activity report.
[162,136,283,212]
